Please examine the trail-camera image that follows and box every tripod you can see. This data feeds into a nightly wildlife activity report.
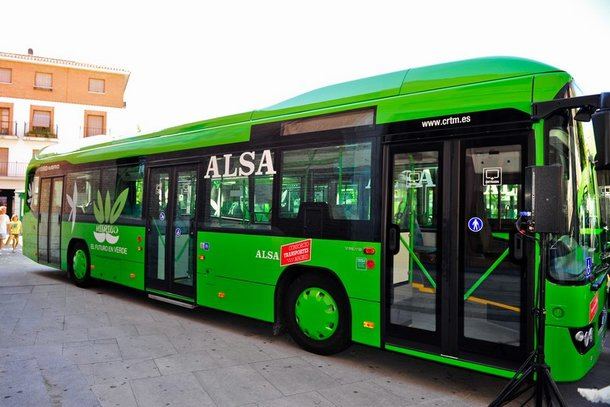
[489,233,567,407]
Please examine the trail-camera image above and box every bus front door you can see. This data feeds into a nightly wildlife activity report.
[37,176,63,265]
[385,136,527,368]
[386,144,443,349]
[146,165,199,300]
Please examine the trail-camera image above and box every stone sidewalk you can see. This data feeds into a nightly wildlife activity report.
[0,248,608,406]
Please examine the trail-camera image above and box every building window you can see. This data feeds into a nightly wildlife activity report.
[31,110,52,135]
[0,107,10,135]
[88,78,105,93]
[0,68,11,84]
[0,148,8,176]
[85,113,105,137]
[34,72,53,89]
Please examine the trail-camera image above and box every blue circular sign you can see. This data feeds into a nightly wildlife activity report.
[175,227,182,237]
[159,211,166,221]
[468,217,484,233]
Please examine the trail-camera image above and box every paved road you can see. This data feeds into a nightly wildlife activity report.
[0,248,608,406]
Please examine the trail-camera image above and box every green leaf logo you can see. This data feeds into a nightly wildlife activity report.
[104,192,111,223]
[94,190,104,224]
[109,188,129,224]
[93,188,130,225]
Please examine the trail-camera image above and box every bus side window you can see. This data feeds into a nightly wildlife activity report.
[65,170,101,216]
[204,153,273,230]
[280,142,372,221]
[96,164,144,222]
[254,176,273,223]
[29,174,40,214]
[115,165,144,219]
[579,188,598,251]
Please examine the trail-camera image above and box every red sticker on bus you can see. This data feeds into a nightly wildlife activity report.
[280,239,312,266]
[589,293,599,323]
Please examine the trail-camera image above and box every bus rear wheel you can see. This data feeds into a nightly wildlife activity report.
[285,274,351,355]
[69,242,91,288]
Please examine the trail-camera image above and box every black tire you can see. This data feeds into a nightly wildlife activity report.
[285,273,351,355]
[68,241,91,288]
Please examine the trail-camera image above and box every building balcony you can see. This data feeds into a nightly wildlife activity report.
[26,123,58,139]
[0,121,116,142]
[25,122,59,139]
[0,162,28,178]
[0,121,59,140]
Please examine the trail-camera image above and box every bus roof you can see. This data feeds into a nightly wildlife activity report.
[33,56,561,166]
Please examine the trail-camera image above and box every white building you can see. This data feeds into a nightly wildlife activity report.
[0,50,131,216]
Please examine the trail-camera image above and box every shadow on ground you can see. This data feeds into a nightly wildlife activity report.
[25,264,608,406]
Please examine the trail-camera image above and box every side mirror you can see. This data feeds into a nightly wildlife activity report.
[593,93,610,170]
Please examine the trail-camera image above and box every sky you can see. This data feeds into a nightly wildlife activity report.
[2,0,610,134]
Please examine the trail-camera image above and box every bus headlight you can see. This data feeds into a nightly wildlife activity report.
[569,324,595,354]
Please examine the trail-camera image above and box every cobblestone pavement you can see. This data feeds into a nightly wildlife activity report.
[0,248,608,406]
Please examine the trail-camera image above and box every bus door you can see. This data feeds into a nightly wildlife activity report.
[386,144,443,349]
[385,136,527,366]
[37,176,63,265]
[146,164,199,299]
[458,139,526,363]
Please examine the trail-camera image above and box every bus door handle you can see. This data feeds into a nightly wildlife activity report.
[388,224,401,255]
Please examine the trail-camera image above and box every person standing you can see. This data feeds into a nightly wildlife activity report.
[0,206,9,253]
[8,214,22,253]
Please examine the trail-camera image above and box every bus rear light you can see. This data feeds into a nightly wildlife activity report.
[363,321,375,329]
[199,255,205,260]
[136,235,142,243]
[363,247,376,255]
[137,246,142,252]
[366,260,375,269]
[218,292,225,299]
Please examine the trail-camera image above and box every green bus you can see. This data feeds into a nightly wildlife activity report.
[23,57,609,382]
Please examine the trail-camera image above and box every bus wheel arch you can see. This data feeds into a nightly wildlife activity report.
[276,265,352,355]
[67,239,91,287]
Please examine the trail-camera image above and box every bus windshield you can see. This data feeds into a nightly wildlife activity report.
[547,110,600,283]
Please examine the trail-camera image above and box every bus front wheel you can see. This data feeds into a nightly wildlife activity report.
[285,274,351,355]
[69,242,91,288]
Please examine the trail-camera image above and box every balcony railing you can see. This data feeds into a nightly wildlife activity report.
[0,122,114,140]
[0,121,59,138]
[0,120,16,136]
[0,162,28,178]
[25,122,59,138]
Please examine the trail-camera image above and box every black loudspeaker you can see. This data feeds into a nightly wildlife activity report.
[593,93,610,169]
[524,165,566,234]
